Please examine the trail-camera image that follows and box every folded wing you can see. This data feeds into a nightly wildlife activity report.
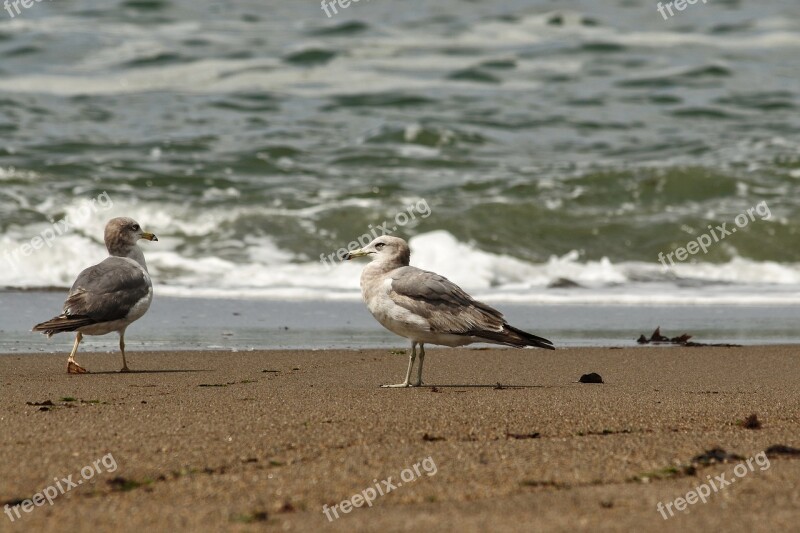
[388,266,554,349]
[33,257,150,336]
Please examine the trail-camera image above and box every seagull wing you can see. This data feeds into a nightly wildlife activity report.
[63,257,151,322]
[388,266,554,349]
[388,266,506,335]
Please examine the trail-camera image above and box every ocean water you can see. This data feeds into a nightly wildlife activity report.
[2,0,800,309]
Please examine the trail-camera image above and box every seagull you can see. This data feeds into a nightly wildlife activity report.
[33,217,157,374]
[346,236,555,387]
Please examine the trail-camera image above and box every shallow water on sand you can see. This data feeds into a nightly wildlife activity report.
[4,292,798,353]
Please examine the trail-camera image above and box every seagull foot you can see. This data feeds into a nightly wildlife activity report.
[381,382,413,388]
[67,361,89,374]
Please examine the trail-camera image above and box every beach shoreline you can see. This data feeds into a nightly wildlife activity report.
[4,291,800,355]
[1,346,798,531]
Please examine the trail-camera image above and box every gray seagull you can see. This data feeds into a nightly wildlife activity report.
[33,217,157,374]
[346,236,555,387]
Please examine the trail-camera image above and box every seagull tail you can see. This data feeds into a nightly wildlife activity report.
[32,315,95,337]
[506,325,555,350]
[476,325,555,350]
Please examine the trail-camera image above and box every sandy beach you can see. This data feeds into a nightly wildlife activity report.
[1,346,798,532]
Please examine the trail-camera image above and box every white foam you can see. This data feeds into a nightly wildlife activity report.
[6,222,800,305]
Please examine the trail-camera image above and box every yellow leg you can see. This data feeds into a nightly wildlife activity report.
[67,332,88,374]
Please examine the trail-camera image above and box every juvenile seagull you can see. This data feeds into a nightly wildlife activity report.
[33,217,157,374]
[346,236,554,387]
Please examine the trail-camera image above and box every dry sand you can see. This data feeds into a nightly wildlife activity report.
[1,346,799,532]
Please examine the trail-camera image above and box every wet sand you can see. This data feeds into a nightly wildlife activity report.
[1,346,799,532]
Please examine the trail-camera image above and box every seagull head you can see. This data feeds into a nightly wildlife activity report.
[105,217,158,256]
[345,236,410,267]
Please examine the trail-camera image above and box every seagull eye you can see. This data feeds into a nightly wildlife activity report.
[131,224,140,231]
[375,243,386,250]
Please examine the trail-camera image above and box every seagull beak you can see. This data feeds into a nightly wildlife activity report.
[344,249,369,260]
[141,232,158,242]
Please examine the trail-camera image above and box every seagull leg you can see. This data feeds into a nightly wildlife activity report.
[67,332,88,374]
[413,343,425,386]
[382,342,416,388]
[119,330,130,372]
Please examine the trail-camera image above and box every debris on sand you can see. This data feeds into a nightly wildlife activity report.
[691,448,744,466]
[765,444,800,458]
[633,447,743,483]
[579,372,603,384]
[505,430,541,440]
[636,327,741,347]
[738,413,762,430]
